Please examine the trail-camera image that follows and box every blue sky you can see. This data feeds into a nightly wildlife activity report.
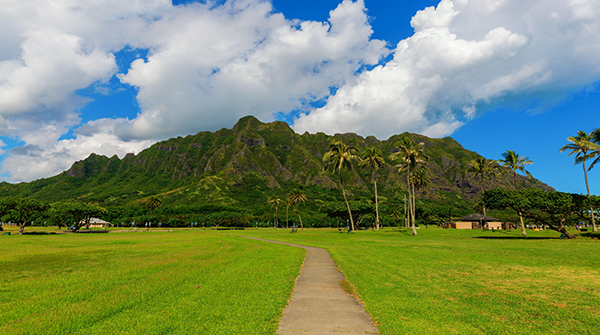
[1,0,599,194]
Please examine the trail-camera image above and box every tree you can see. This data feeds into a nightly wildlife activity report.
[499,150,533,236]
[323,140,360,232]
[288,189,307,230]
[467,157,499,217]
[484,188,593,239]
[267,197,281,228]
[145,196,162,213]
[560,130,598,232]
[417,202,454,228]
[0,197,48,235]
[359,147,386,231]
[321,201,377,229]
[412,167,431,193]
[391,138,427,236]
[53,202,106,231]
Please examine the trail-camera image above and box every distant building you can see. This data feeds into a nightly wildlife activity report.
[446,214,502,230]
[80,218,111,228]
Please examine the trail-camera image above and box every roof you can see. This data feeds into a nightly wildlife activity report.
[79,217,111,224]
[457,214,499,221]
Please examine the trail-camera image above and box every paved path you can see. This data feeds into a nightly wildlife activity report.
[243,237,379,335]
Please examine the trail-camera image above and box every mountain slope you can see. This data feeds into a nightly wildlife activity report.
[0,116,552,211]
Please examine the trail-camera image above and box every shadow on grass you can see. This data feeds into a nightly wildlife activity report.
[474,236,559,240]
[23,231,57,235]
[394,229,414,237]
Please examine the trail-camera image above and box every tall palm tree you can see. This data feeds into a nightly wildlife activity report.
[499,150,533,236]
[360,147,386,231]
[392,137,427,236]
[323,140,360,232]
[288,189,307,230]
[467,157,499,217]
[267,197,281,229]
[560,130,597,232]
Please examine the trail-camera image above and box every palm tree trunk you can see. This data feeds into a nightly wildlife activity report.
[513,171,527,236]
[340,172,355,232]
[409,167,417,236]
[296,207,303,230]
[481,173,487,221]
[373,171,379,231]
[404,194,408,228]
[583,162,597,232]
[286,206,289,228]
[274,208,278,229]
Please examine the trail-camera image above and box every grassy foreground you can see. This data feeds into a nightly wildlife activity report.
[0,230,304,334]
[227,228,600,335]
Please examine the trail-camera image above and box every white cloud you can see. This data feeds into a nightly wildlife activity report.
[2,0,600,182]
[117,0,387,140]
[0,0,387,181]
[2,131,153,182]
[294,0,600,138]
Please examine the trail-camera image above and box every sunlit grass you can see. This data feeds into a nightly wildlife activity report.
[0,230,304,334]
[229,227,600,334]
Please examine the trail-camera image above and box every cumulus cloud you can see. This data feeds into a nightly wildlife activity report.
[2,131,153,182]
[0,0,387,181]
[294,0,600,138]
[117,0,387,140]
[2,0,600,182]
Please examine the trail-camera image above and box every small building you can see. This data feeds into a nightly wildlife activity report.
[81,218,111,228]
[449,214,502,230]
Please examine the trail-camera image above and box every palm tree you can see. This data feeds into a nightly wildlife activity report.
[323,140,360,232]
[499,150,533,236]
[467,157,499,217]
[560,130,597,232]
[392,137,427,236]
[413,167,431,192]
[146,196,162,211]
[288,189,307,230]
[267,197,281,229]
[586,127,600,169]
[360,147,386,231]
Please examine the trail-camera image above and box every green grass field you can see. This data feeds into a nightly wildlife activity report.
[2,227,599,334]
[229,228,600,335]
[0,229,304,334]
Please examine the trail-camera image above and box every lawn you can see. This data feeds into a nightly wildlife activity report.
[2,227,599,334]
[0,229,304,334]
[227,227,600,335]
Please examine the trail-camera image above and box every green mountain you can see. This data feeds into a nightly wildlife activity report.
[0,116,552,213]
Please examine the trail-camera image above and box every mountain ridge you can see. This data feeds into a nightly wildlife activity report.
[0,115,553,211]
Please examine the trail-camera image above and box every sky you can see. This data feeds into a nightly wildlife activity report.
[0,0,599,194]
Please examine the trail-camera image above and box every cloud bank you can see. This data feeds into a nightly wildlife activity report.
[295,0,600,138]
[0,0,599,182]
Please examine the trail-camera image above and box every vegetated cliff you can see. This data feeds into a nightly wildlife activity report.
[0,116,552,211]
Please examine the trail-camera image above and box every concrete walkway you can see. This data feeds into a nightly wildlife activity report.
[243,237,379,334]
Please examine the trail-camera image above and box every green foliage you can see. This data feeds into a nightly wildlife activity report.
[51,202,106,231]
[0,197,49,234]
[416,202,454,227]
[484,188,591,238]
